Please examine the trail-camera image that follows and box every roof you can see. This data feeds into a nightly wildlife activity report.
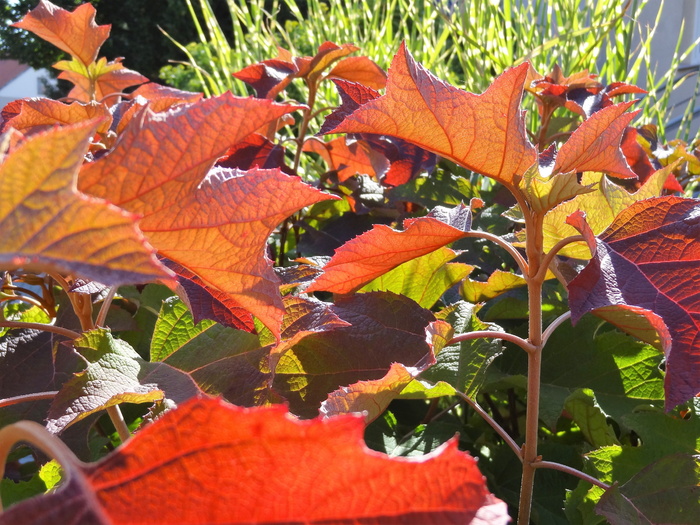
[0,59,31,90]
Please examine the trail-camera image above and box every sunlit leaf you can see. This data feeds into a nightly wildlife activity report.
[0,398,508,524]
[0,99,112,135]
[13,0,109,66]
[323,43,536,188]
[328,56,387,90]
[0,120,172,286]
[79,94,333,338]
[462,270,527,303]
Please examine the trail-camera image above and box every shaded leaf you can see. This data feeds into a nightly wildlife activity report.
[320,320,452,422]
[47,329,201,433]
[13,0,109,66]
[564,389,620,448]
[233,59,297,99]
[216,133,293,174]
[323,43,536,188]
[419,302,504,398]
[0,120,172,287]
[79,94,332,337]
[0,398,508,524]
[596,454,700,525]
[273,292,437,417]
[568,196,700,408]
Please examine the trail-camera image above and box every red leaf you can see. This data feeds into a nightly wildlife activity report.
[307,206,471,294]
[567,197,700,408]
[0,398,508,524]
[323,42,537,188]
[303,136,376,181]
[159,257,255,332]
[233,59,297,99]
[553,102,638,178]
[217,133,293,174]
[13,0,110,66]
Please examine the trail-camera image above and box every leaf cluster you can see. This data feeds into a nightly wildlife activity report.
[1,2,699,524]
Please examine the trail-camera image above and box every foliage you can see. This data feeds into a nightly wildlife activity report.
[1,2,700,524]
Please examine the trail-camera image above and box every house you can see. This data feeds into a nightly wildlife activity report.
[0,59,50,109]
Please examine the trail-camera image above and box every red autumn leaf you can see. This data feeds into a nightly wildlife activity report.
[552,102,639,178]
[307,204,472,294]
[79,92,333,337]
[130,83,203,103]
[528,64,646,118]
[217,133,293,174]
[295,41,359,84]
[620,127,683,192]
[320,78,381,135]
[233,58,297,99]
[0,120,171,287]
[567,197,700,409]
[323,42,537,188]
[328,55,387,90]
[0,99,112,135]
[0,398,508,524]
[12,0,110,66]
[57,57,149,106]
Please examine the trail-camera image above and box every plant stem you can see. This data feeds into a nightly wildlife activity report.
[533,460,611,490]
[107,405,131,443]
[464,230,528,276]
[447,330,536,354]
[95,286,118,327]
[0,391,59,409]
[537,235,585,281]
[455,390,522,458]
[0,320,80,340]
[518,203,545,525]
[541,311,572,346]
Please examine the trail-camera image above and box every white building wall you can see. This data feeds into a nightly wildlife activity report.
[0,68,49,109]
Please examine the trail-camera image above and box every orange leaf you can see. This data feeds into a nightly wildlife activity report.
[79,94,332,337]
[12,0,110,66]
[328,56,387,90]
[303,136,376,181]
[0,98,112,135]
[0,120,171,286]
[325,42,537,188]
[0,398,507,524]
[307,211,470,294]
[553,102,638,178]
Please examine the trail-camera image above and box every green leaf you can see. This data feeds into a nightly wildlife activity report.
[418,302,504,398]
[150,296,215,362]
[360,247,473,308]
[47,329,202,433]
[519,162,594,214]
[564,388,620,448]
[596,454,700,524]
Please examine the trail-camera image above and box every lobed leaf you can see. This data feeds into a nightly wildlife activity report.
[0,398,508,524]
[323,42,537,188]
[13,0,109,66]
[307,205,472,294]
[0,99,112,135]
[79,94,333,338]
